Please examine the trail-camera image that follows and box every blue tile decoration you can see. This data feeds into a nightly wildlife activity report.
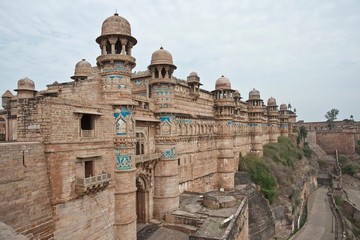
[114,107,132,135]
[161,147,176,159]
[115,149,132,170]
[160,115,172,123]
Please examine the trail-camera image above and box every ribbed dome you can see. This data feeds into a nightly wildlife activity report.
[71,59,92,79]
[280,103,288,111]
[187,71,200,84]
[249,88,260,100]
[215,75,231,90]
[149,47,176,67]
[189,71,198,77]
[267,97,277,106]
[96,13,137,45]
[101,13,131,36]
[16,77,35,91]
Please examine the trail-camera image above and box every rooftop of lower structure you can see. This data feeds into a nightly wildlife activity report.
[176,190,247,239]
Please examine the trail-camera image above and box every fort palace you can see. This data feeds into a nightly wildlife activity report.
[0,13,296,239]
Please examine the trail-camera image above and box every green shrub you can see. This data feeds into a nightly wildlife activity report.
[243,154,277,204]
[342,164,359,176]
[264,137,303,167]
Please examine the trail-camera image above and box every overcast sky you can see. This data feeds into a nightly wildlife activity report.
[0,0,359,122]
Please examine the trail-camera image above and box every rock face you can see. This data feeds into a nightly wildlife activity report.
[235,172,275,240]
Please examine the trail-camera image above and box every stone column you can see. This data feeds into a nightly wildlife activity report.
[153,141,179,219]
[109,37,117,55]
[121,38,128,55]
[153,116,179,219]
[113,107,137,240]
[101,39,107,55]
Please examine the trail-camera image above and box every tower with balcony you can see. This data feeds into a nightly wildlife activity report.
[247,88,265,155]
[267,97,280,143]
[213,76,235,190]
[96,13,138,240]
[148,47,179,218]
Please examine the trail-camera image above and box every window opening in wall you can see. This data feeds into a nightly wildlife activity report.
[136,132,145,155]
[85,161,94,178]
[81,114,93,130]
[178,158,181,165]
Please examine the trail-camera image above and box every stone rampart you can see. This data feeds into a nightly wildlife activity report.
[316,132,355,155]
[0,142,54,239]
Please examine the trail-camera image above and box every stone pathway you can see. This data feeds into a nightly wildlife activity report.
[292,187,334,240]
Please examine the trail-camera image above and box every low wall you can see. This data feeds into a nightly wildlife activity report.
[342,200,360,222]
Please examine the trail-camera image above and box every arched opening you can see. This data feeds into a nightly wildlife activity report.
[106,40,111,54]
[154,68,159,78]
[136,175,149,223]
[115,39,121,54]
[161,67,166,78]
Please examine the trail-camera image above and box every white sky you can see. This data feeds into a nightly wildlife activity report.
[0,0,359,122]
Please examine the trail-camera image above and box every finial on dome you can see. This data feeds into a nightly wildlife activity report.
[160,45,163,49]
[114,9,118,16]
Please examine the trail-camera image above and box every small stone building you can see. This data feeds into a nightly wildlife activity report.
[0,13,296,239]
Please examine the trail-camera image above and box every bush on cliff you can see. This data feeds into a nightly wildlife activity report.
[242,154,277,204]
[263,136,303,167]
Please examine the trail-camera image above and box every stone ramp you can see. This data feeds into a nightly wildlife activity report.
[308,142,327,157]
[307,131,327,157]
[137,224,189,240]
[147,227,189,240]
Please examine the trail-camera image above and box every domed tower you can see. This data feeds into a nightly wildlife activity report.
[279,103,289,136]
[96,13,137,105]
[267,97,280,143]
[148,47,179,219]
[96,13,138,240]
[14,77,36,99]
[213,76,235,118]
[212,76,235,190]
[148,47,177,113]
[187,71,202,99]
[247,88,265,155]
[71,59,92,81]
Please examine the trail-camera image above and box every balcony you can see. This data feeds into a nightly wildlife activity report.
[135,153,161,164]
[76,172,111,196]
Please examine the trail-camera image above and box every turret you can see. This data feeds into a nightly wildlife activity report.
[213,75,235,119]
[267,97,280,143]
[96,13,138,240]
[148,47,177,114]
[148,47,179,218]
[187,71,202,99]
[247,88,264,155]
[71,59,92,81]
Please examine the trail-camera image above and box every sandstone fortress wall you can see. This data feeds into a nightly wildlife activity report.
[0,13,297,239]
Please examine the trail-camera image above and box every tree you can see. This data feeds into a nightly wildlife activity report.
[297,125,308,145]
[325,109,339,129]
